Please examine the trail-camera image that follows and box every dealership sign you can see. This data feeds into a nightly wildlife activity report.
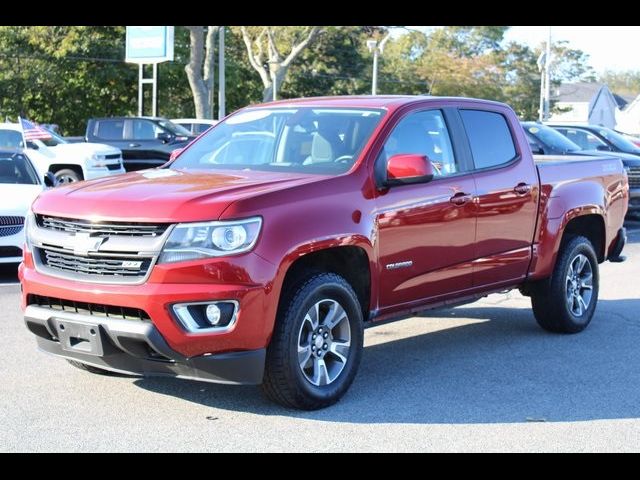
[125,26,174,64]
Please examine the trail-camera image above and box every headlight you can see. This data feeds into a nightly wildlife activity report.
[89,153,107,168]
[24,210,36,251]
[158,217,262,263]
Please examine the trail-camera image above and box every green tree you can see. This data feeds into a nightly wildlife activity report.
[599,70,640,98]
[0,26,138,135]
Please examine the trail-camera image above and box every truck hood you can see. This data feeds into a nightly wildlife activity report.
[0,184,43,216]
[31,168,326,222]
[51,142,121,157]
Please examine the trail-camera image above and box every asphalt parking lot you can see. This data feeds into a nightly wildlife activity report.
[1,223,639,452]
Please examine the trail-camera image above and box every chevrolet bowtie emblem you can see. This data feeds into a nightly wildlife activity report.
[72,232,105,256]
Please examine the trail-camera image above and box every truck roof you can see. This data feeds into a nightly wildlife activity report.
[251,95,513,111]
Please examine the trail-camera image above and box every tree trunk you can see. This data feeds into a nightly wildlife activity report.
[241,27,320,103]
[185,26,219,119]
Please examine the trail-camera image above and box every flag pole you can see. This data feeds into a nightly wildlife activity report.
[18,116,27,149]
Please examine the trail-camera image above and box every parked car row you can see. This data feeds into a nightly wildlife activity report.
[523,122,640,217]
[0,123,125,184]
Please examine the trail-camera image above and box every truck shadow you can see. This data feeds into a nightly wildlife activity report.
[134,298,640,424]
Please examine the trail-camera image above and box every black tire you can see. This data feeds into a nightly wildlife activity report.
[531,235,599,333]
[262,273,364,410]
[54,168,82,184]
[66,359,125,376]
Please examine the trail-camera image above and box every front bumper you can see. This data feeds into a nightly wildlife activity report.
[24,305,266,384]
[84,165,126,180]
[20,249,280,358]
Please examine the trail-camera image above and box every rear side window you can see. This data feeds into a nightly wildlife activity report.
[460,110,517,169]
[95,120,124,140]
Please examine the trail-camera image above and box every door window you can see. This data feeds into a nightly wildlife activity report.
[131,119,162,140]
[556,128,607,150]
[460,110,517,169]
[379,110,458,177]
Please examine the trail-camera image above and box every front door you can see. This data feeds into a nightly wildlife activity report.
[374,108,477,311]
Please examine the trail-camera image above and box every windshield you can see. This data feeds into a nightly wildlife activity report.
[170,107,384,175]
[524,123,581,153]
[0,152,40,185]
[32,128,67,148]
[597,127,640,152]
[157,120,192,137]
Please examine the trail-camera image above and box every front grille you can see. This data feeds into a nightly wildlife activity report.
[104,154,121,160]
[0,246,22,258]
[106,163,122,171]
[36,215,167,237]
[628,167,640,188]
[0,226,23,237]
[39,247,152,278]
[0,216,24,238]
[0,216,24,226]
[27,294,151,321]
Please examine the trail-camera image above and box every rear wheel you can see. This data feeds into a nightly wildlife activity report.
[54,168,82,184]
[531,235,599,333]
[262,273,364,410]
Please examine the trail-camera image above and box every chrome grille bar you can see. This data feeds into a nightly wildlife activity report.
[37,215,168,237]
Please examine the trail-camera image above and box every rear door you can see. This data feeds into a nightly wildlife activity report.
[458,108,539,287]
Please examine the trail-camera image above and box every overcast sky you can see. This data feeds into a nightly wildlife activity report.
[399,26,640,74]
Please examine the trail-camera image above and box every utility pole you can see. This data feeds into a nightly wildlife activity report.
[367,33,391,95]
[543,26,552,121]
[218,26,226,120]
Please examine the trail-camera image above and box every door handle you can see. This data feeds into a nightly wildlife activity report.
[514,183,532,195]
[450,192,473,206]
[128,143,141,148]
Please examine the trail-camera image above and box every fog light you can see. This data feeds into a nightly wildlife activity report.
[206,304,221,325]
[172,301,238,333]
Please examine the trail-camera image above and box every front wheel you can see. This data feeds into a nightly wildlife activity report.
[54,168,82,184]
[262,273,364,410]
[531,235,599,333]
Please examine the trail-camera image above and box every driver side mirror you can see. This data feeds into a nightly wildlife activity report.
[385,154,435,186]
[44,171,58,188]
[157,132,173,143]
[596,144,612,152]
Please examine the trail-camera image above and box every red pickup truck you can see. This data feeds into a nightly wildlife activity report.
[20,96,628,410]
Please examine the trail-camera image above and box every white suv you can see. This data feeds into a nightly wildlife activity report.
[0,123,125,184]
[0,150,44,264]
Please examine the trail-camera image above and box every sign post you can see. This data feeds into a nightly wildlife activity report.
[126,26,174,117]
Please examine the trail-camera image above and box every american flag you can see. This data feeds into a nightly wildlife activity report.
[19,117,52,141]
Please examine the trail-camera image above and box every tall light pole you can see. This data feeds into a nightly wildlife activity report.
[543,26,552,121]
[367,33,391,95]
[218,26,226,120]
[537,26,553,122]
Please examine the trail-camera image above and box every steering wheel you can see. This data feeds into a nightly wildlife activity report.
[334,155,354,164]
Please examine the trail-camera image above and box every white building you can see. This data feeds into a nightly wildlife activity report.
[616,94,640,135]
[548,82,632,129]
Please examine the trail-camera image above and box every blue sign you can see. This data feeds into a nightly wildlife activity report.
[126,26,174,63]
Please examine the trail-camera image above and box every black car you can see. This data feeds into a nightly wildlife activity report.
[548,123,640,158]
[522,121,640,216]
[85,117,197,171]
